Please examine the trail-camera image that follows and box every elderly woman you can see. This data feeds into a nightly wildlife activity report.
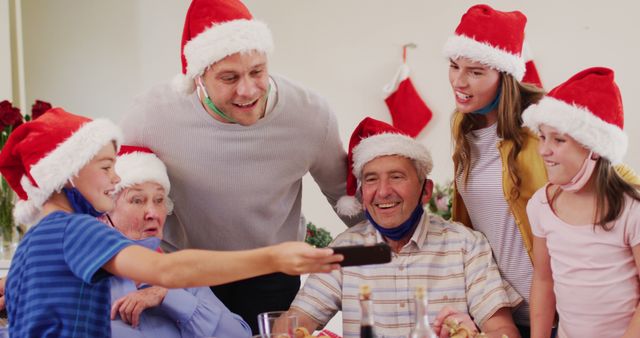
[106,145,251,338]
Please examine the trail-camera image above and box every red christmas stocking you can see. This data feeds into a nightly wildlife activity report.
[384,64,432,138]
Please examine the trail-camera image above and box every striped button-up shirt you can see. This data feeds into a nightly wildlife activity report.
[291,213,522,338]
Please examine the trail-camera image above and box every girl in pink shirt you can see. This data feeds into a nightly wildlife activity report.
[522,67,640,338]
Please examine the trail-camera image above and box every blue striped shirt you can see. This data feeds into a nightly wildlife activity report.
[6,211,133,337]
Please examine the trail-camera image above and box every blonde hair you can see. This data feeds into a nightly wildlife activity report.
[452,73,545,199]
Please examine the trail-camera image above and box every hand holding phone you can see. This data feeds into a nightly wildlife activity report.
[332,243,392,267]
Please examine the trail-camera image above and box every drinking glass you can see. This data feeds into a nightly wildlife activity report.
[257,311,298,337]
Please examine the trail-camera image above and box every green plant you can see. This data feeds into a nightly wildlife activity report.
[304,222,333,248]
[428,180,453,220]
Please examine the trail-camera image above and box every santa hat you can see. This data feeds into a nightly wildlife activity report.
[115,146,170,195]
[173,0,274,94]
[0,108,123,225]
[336,117,433,216]
[443,4,527,81]
[522,67,627,164]
[521,42,543,88]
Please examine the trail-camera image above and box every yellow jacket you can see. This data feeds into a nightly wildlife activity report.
[452,126,640,260]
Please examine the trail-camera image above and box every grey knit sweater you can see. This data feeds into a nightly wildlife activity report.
[121,75,354,250]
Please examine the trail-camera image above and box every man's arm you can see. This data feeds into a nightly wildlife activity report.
[103,241,342,289]
[278,308,322,336]
[119,92,150,146]
[479,308,520,338]
[530,235,555,338]
[283,267,344,335]
[459,226,523,331]
[433,306,519,338]
[308,104,364,226]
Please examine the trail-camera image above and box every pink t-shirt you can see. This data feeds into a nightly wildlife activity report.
[527,185,640,338]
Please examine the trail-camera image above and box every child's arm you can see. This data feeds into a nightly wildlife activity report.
[103,241,342,288]
[530,235,555,338]
[621,244,640,338]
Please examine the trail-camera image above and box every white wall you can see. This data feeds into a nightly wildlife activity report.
[0,0,13,100]
[19,0,640,238]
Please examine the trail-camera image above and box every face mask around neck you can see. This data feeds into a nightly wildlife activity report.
[133,236,162,251]
[62,184,105,217]
[365,180,427,241]
[560,151,597,192]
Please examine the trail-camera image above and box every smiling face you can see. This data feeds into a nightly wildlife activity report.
[199,50,269,126]
[538,124,592,186]
[109,181,168,240]
[361,155,432,229]
[449,57,501,118]
[72,142,120,213]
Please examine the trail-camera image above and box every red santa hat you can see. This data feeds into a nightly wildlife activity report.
[173,0,274,94]
[0,108,123,225]
[336,117,433,216]
[521,42,543,88]
[443,4,527,81]
[522,67,627,164]
[115,146,170,195]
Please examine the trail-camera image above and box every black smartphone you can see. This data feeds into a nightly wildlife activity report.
[332,243,392,267]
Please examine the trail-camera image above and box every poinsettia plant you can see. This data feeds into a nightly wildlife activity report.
[0,99,52,245]
[428,180,453,220]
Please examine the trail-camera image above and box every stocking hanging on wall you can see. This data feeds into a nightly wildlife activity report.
[383,45,432,138]
[522,41,544,88]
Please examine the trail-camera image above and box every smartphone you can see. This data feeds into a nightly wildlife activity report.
[332,243,392,267]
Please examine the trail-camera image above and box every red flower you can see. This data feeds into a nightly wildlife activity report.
[31,100,52,120]
[0,100,23,129]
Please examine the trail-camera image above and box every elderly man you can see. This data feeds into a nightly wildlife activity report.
[106,146,251,338]
[287,118,522,338]
[120,0,359,332]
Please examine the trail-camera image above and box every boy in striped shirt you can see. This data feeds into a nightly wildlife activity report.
[287,118,522,338]
[0,108,341,337]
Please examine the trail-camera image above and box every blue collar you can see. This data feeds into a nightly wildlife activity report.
[366,203,424,241]
[471,82,502,116]
[62,187,105,217]
[134,237,161,251]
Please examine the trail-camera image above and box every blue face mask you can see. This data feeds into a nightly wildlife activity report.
[62,187,105,217]
[471,80,502,116]
[365,181,426,241]
[133,237,162,251]
[366,203,424,241]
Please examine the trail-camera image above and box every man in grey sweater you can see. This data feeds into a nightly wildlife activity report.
[120,0,359,333]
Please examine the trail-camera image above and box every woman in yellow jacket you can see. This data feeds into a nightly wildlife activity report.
[445,5,639,338]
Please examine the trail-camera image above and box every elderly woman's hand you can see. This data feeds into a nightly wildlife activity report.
[270,242,343,275]
[110,286,169,327]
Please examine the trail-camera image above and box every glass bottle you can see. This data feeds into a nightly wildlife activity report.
[409,286,438,338]
[359,284,376,338]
